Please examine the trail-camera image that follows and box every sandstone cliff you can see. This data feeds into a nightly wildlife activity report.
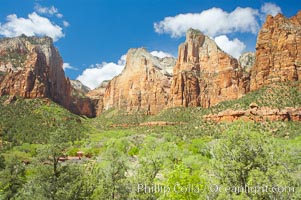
[86,80,109,116]
[170,29,249,108]
[0,35,95,117]
[2,11,301,118]
[250,11,301,90]
[204,104,301,122]
[102,48,176,114]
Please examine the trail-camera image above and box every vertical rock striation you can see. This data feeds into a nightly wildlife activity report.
[0,35,95,117]
[86,80,110,116]
[102,48,176,114]
[2,11,301,117]
[250,11,301,90]
[170,29,249,108]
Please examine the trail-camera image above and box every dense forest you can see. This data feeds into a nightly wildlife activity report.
[0,82,301,199]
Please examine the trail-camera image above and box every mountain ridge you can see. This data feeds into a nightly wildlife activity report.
[0,11,301,117]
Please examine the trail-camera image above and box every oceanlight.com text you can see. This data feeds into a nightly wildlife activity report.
[137,183,297,195]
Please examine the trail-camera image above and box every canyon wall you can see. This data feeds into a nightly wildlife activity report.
[102,48,176,115]
[250,11,301,90]
[0,35,95,117]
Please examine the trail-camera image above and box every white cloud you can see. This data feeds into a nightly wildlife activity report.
[150,51,174,58]
[34,4,58,15]
[63,63,78,71]
[63,20,70,27]
[154,7,259,38]
[0,12,64,41]
[35,4,65,19]
[56,13,63,18]
[261,3,282,17]
[77,55,126,90]
[76,50,174,89]
[214,35,246,58]
[117,55,126,65]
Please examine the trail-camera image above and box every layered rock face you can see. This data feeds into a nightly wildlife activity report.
[0,35,95,117]
[204,105,301,122]
[170,29,249,108]
[86,80,109,116]
[102,48,176,114]
[250,11,301,90]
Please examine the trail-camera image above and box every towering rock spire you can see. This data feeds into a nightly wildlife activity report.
[250,11,301,90]
[170,28,249,108]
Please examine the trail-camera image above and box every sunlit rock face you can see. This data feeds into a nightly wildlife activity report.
[102,48,176,114]
[170,28,249,108]
[250,12,301,91]
[0,35,95,117]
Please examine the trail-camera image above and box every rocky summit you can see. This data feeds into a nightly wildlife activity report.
[0,35,95,117]
[250,11,301,91]
[169,28,249,108]
[102,48,176,115]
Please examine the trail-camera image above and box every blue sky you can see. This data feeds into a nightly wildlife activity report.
[0,0,300,89]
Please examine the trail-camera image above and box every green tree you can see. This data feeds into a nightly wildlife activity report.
[0,155,25,200]
[211,124,298,199]
[18,127,84,200]
[129,135,183,200]
[159,163,206,200]
[92,148,129,200]
[77,162,103,199]
[0,154,5,170]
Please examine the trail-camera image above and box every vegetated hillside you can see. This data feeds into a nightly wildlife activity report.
[0,95,90,146]
[86,81,301,142]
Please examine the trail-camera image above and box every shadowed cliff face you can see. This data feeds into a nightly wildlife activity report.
[0,35,95,117]
[86,80,110,116]
[170,28,249,108]
[250,11,301,91]
[102,48,176,115]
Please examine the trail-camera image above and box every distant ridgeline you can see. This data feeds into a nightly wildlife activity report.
[1,11,301,117]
